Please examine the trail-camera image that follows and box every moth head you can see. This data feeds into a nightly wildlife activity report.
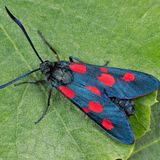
[40,60,55,75]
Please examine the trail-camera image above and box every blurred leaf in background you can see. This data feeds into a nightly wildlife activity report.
[0,0,160,160]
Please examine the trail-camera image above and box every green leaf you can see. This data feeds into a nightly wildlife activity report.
[130,92,158,139]
[129,95,160,160]
[0,1,159,160]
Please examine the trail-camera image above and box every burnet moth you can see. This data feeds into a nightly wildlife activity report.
[1,7,159,144]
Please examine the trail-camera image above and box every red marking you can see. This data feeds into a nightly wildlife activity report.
[98,74,115,87]
[122,72,135,82]
[88,101,103,113]
[85,86,101,96]
[100,67,108,73]
[82,108,90,113]
[102,118,114,130]
[59,86,76,99]
[69,63,87,74]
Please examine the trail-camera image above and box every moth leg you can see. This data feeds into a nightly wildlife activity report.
[69,56,85,63]
[69,56,110,66]
[14,80,46,86]
[35,88,54,124]
[103,61,110,66]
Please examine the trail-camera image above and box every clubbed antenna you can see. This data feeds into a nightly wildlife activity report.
[5,6,44,63]
[37,30,60,62]
[0,68,40,89]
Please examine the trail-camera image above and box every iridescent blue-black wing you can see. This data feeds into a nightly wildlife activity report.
[68,62,160,99]
[56,61,159,144]
[58,82,134,144]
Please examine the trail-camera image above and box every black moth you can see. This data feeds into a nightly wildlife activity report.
[1,7,159,144]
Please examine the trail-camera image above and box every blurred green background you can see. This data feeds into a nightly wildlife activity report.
[0,0,160,160]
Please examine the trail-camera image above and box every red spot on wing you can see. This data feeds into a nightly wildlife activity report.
[98,74,115,87]
[122,72,135,82]
[85,86,101,96]
[100,67,108,73]
[59,86,76,99]
[88,101,103,113]
[82,108,90,113]
[69,63,87,74]
[102,118,114,130]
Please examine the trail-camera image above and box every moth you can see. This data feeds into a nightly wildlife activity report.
[1,7,159,144]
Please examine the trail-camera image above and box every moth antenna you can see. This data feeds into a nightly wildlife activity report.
[5,6,44,63]
[0,68,40,89]
[37,30,60,62]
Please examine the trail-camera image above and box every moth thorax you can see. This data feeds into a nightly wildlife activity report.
[52,68,73,85]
